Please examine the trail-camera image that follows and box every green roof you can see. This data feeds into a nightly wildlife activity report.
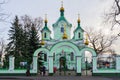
[41,25,51,33]
[74,23,84,33]
[52,16,72,27]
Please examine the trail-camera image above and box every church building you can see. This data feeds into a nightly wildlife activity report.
[32,3,98,76]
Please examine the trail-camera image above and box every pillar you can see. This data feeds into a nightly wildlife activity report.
[92,56,97,71]
[33,56,37,72]
[76,56,81,76]
[9,56,15,71]
[48,56,53,75]
[116,56,120,70]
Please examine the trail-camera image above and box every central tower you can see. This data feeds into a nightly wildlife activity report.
[52,2,72,40]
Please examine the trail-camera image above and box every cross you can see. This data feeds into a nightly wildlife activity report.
[78,13,80,19]
[61,0,63,7]
[45,14,47,20]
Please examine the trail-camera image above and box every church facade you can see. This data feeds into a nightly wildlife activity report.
[32,4,97,75]
[1,3,120,76]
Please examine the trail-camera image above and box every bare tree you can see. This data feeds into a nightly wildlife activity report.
[0,0,8,22]
[21,15,43,32]
[0,38,5,61]
[104,0,120,35]
[86,28,118,55]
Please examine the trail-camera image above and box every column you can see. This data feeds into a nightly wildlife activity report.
[33,56,37,72]
[116,56,120,70]
[76,56,81,76]
[92,56,97,71]
[48,56,53,75]
[9,56,15,71]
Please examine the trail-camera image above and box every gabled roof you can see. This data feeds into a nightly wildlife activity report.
[74,24,84,33]
[41,26,51,33]
[52,16,72,27]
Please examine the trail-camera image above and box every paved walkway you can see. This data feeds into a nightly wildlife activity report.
[0,76,119,80]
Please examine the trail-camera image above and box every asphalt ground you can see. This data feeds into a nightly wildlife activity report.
[0,76,120,80]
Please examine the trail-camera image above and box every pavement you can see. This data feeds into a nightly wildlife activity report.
[0,76,120,80]
[0,71,119,80]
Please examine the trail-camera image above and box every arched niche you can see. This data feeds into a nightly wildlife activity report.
[32,47,50,72]
[80,47,97,57]
[80,47,97,72]
[49,41,81,75]
[50,41,80,56]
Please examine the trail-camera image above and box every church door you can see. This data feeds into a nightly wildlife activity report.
[59,57,67,75]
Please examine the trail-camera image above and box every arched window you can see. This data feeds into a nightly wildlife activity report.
[78,32,80,38]
[53,53,55,61]
[44,32,47,38]
[71,52,74,61]
[44,54,47,61]
[61,27,64,33]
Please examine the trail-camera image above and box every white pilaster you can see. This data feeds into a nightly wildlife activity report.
[9,56,15,71]
[92,56,97,71]
[76,56,81,73]
[48,56,53,73]
[33,56,37,72]
[116,56,120,70]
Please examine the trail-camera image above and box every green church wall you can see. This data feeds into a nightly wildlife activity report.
[53,20,71,40]
[74,30,83,40]
[49,41,81,74]
[42,31,51,40]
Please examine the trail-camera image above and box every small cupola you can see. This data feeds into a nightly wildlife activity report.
[73,14,84,40]
[60,1,64,16]
[41,14,51,40]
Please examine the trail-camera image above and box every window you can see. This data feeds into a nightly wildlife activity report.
[44,54,47,61]
[44,32,47,38]
[71,52,74,61]
[53,53,55,61]
[78,32,80,38]
[61,27,64,33]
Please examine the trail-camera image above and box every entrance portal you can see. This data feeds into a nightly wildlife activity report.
[81,51,93,76]
[81,57,93,76]
[59,57,66,70]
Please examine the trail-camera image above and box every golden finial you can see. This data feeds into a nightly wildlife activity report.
[40,33,45,45]
[62,23,68,39]
[84,34,89,45]
[60,1,64,11]
[44,14,48,23]
[77,13,80,23]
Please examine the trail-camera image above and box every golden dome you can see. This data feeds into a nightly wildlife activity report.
[44,14,48,23]
[85,39,89,45]
[40,33,45,45]
[60,6,64,11]
[77,13,80,23]
[44,19,48,23]
[84,34,89,45]
[62,23,68,39]
[60,1,64,11]
[40,40,45,45]
[77,18,80,23]
[62,33,68,39]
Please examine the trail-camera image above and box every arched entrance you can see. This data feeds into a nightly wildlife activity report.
[80,47,97,76]
[49,41,81,75]
[33,48,50,74]
[59,57,66,75]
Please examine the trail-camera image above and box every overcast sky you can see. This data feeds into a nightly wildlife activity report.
[1,0,120,54]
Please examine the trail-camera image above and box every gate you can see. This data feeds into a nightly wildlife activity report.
[81,57,93,76]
